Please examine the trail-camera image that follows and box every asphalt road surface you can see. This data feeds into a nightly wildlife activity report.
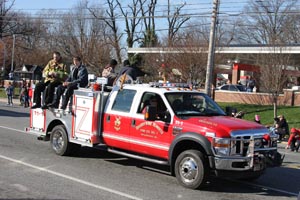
[0,102,299,200]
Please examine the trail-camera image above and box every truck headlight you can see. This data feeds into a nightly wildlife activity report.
[212,138,231,156]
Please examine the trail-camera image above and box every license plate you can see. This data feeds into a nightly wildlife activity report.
[253,157,262,171]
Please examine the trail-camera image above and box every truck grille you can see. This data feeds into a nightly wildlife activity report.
[231,136,250,156]
[230,129,277,157]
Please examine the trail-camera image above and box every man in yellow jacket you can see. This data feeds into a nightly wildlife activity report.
[31,51,68,109]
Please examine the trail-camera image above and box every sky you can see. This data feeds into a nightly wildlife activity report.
[12,0,234,15]
[13,0,91,12]
[12,0,211,35]
[13,0,200,12]
[12,0,246,24]
[11,0,246,42]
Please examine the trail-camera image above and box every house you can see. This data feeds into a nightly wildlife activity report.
[14,65,43,81]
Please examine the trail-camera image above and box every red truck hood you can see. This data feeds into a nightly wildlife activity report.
[179,116,266,138]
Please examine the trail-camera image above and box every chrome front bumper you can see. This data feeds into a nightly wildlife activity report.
[214,153,267,171]
[213,129,278,171]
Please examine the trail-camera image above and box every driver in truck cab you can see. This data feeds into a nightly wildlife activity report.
[142,95,166,119]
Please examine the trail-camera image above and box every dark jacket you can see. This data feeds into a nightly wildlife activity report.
[66,64,89,87]
[276,118,289,135]
[118,65,146,80]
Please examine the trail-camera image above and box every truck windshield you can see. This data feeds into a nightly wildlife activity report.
[165,92,226,117]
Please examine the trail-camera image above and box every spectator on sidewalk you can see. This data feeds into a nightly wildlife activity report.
[8,71,14,80]
[246,76,255,92]
[285,128,300,152]
[5,82,14,106]
[274,115,289,142]
[254,114,261,124]
[21,82,30,108]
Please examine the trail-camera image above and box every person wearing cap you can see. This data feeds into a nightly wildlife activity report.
[275,114,289,142]
[285,128,300,152]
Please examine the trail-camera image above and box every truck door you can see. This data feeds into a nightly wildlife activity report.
[102,89,136,150]
[130,92,172,159]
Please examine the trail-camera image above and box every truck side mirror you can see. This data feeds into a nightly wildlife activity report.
[164,111,171,123]
[144,106,156,121]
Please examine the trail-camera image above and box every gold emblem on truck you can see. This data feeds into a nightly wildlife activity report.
[114,117,121,131]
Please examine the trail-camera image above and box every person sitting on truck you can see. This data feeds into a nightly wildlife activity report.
[102,59,118,86]
[117,60,147,81]
[47,56,89,110]
[31,51,68,109]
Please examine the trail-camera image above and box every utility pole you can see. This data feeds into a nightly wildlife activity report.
[11,34,15,72]
[205,0,220,97]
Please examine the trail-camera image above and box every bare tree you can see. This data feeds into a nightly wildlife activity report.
[11,15,50,67]
[0,0,44,73]
[0,0,16,38]
[233,0,298,116]
[89,0,123,64]
[166,0,190,46]
[255,49,291,117]
[140,0,158,47]
[116,0,145,60]
[51,1,111,74]
[236,0,297,44]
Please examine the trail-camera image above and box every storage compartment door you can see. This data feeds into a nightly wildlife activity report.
[72,95,95,143]
[30,108,46,132]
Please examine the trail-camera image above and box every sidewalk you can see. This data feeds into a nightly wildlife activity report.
[0,97,24,105]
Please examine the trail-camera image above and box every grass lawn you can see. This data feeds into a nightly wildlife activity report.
[1,87,299,129]
[0,87,20,99]
[218,102,300,129]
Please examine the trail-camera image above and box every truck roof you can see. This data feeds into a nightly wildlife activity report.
[116,82,204,94]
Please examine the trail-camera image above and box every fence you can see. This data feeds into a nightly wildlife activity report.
[213,89,300,106]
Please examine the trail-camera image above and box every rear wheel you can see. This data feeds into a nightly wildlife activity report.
[50,125,78,156]
[175,150,208,189]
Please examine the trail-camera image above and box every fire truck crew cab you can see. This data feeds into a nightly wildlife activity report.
[27,78,280,189]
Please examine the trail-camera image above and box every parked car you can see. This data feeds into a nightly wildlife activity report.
[216,84,246,92]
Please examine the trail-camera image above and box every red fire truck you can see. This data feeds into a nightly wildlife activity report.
[26,78,281,189]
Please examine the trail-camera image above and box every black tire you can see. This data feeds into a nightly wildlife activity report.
[174,150,208,189]
[50,125,73,156]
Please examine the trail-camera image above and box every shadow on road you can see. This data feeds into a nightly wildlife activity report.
[0,108,29,117]
[70,146,298,198]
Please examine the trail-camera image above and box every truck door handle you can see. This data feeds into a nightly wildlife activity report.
[131,119,136,127]
[106,115,110,122]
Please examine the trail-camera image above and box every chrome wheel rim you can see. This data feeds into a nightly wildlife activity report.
[52,131,64,152]
[179,157,198,183]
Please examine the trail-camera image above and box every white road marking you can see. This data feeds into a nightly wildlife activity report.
[0,155,142,200]
[0,125,26,133]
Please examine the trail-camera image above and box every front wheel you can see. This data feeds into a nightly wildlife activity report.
[50,125,74,156]
[174,150,208,189]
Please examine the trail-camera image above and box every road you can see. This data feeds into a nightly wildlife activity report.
[0,102,299,200]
